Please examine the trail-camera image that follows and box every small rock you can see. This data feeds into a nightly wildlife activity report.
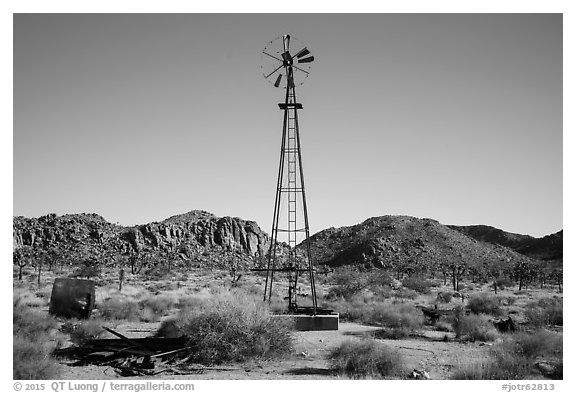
[534,361,557,378]
[410,369,430,380]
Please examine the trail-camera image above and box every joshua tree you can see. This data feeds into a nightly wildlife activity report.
[14,246,34,280]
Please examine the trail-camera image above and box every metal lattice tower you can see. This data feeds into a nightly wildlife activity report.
[259,35,318,314]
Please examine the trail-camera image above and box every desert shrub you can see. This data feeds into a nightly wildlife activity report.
[374,328,411,340]
[508,329,562,359]
[323,297,368,323]
[69,264,101,279]
[13,300,58,340]
[367,303,424,331]
[393,287,418,300]
[498,296,516,306]
[176,295,212,313]
[13,336,61,380]
[452,330,562,379]
[524,297,562,327]
[370,285,394,300]
[437,291,453,303]
[145,266,174,280]
[495,277,514,289]
[328,339,405,379]
[434,320,453,332]
[138,294,176,322]
[13,288,46,308]
[13,301,61,379]
[70,319,108,344]
[160,292,293,364]
[98,298,140,321]
[401,276,434,294]
[451,310,499,342]
[367,270,394,288]
[466,294,502,316]
[327,266,371,300]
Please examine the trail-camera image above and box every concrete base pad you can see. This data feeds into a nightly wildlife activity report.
[274,313,339,331]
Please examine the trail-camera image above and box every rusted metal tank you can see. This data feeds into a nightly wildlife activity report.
[49,278,95,318]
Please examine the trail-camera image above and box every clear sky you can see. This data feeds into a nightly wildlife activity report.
[13,13,563,237]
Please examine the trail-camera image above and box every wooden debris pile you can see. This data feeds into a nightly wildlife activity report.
[54,327,236,376]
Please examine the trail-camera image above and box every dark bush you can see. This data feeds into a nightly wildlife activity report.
[495,277,514,289]
[436,291,453,303]
[69,264,101,279]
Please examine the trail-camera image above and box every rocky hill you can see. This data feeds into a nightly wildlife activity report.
[13,211,561,278]
[448,225,563,261]
[13,210,271,268]
[299,215,539,274]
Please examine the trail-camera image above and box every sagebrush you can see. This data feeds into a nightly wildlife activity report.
[328,339,405,379]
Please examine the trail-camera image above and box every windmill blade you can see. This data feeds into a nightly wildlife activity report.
[283,34,291,53]
[262,51,283,62]
[292,64,310,75]
[265,64,283,79]
[298,56,314,64]
[295,47,310,58]
[274,74,282,88]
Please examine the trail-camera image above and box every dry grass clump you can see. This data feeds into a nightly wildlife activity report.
[466,293,503,316]
[69,318,110,344]
[524,297,562,327]
[436,291,453,303]
[322,298,423,336]
[393,287,419,300]
[451,308,499,342]
[13,297,61,379]
[138,294,176,322]
[97,293,177,322]
[98,298,141,321]
[452,329,562,380]
[328,339,405,379]
[401,276,435,294]
[368,302,424,332]
[156,290,294,365]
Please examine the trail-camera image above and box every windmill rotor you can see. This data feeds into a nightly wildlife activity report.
[260,34,314,89]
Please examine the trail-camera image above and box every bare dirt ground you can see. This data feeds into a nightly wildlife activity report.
[59,321,491,380]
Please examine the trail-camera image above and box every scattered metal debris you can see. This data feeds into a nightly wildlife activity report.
[54,326,237,376]
[492,316,516,333]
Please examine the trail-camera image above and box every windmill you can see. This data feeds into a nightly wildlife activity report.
[258,35,325,315]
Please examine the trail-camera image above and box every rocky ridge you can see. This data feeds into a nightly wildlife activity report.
[448,225,563,261]
[13,210,271,267]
